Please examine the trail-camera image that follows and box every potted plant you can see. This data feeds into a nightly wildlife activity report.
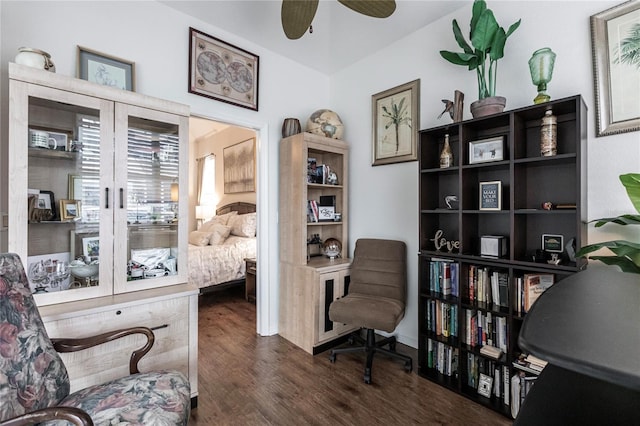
[576,173,640,274]
[440,0,521,118]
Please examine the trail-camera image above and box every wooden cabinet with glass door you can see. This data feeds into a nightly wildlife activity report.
[7,63,198,403]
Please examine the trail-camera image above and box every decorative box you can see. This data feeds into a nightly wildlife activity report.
[480,235,507,258]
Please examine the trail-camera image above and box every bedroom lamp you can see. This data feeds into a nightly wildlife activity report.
[195,205,215,228]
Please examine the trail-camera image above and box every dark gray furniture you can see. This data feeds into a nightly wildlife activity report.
[515,266,640,425]
[328,238,413,384]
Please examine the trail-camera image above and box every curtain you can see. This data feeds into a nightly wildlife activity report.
[196,154,215,205]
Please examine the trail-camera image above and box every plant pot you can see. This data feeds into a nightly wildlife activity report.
[470,96,506,118]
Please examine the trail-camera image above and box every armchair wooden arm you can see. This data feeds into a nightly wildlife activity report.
[0,407,93,426]
[51,327,155,375]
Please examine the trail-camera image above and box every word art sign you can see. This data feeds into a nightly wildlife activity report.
[430,229,460,253]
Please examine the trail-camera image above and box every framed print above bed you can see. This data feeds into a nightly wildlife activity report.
[224,138,256,194]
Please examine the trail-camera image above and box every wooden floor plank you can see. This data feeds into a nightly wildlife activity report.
[190,288,513,425]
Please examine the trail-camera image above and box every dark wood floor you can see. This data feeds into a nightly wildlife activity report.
[190,287,513,425]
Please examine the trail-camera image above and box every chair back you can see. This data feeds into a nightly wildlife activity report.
[0,253,70,421]
[349,239,406,303]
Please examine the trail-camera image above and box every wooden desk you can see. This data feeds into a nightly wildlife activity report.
[515,266,640,424]
[245,258,256,303]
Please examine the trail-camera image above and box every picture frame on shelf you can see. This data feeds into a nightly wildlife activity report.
[469,136,504,164]
[60,199,81,221]
[189,27,259,111]
[477,373,494,398]
[372,79,420,166]
[77,46,135,91]
[590,1,640,136]
[224,138,255,193]
[479,181,502,211]
[82,236,100,260]
[542,234,564,253]
[68,174,83,200]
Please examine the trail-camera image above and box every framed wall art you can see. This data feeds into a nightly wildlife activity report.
[591,1,640,136]
[224,138,256,194]
[189,27,259,111]
[469,136,504,164]
[372,79,420,166]
[77,46,135,91]
[479,181,502,211]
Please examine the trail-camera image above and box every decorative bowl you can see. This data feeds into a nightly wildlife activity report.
[322,238,342,259]
[69,262,99,279]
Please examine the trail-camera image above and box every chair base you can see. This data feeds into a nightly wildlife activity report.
[328,328,413,384]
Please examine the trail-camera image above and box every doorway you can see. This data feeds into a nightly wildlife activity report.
[189,115,259,323]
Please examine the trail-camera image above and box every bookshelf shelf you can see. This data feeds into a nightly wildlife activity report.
[417,95,587,419]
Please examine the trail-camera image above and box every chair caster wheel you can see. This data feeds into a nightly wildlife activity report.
[329,353,336,363]
[389,342,396,351]
[364,375,371,384]
[404,360,413,373]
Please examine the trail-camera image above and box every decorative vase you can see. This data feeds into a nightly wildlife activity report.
[281,118,301,138]
[528,48,556,104]
[15,47,55,72]
[470,96,506,118]
[439,134,453,168]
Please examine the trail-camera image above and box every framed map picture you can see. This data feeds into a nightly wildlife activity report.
[189,27,259,111]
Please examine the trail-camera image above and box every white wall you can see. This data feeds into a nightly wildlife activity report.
[0,0,331,336]
[332,1,640,348]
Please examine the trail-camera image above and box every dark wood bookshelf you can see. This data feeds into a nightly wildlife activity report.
[417,95,587,419]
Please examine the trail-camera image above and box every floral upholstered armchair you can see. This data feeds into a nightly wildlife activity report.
[0,253,191,426]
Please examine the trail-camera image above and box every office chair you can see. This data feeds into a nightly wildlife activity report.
[328,239,413,384]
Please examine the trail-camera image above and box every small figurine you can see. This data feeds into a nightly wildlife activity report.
[438,99,455,120]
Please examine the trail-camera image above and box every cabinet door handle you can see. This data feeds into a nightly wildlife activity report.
[151,324,169,331]
[119,188,124,209]
[105,188,109,209]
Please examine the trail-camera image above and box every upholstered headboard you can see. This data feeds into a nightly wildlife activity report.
[216,202,256,215]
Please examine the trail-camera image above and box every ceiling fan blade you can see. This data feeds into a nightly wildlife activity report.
[282,0,319,40]
[338,0,396,18]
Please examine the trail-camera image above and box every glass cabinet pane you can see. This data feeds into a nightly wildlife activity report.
[23,94,111,300]
[117,110,182,290]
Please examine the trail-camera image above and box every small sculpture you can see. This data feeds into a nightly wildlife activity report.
[437,90,464,122]
[444,195,458,209]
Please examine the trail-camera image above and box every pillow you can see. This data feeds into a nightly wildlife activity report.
[228,212,257,238]
[189,230,211,246]
[208,224,232,245]
[200,211,238,231]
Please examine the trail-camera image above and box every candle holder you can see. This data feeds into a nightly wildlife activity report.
[528,48,557,104]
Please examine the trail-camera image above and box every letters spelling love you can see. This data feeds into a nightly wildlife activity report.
[430,229,460,253]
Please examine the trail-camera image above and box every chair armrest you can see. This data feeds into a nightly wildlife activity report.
[51,327,155,375]
[0,406,93,426]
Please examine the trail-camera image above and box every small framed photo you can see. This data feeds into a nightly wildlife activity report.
[477,373,494,398]
[82,236,100,259]
[189,27,259,111]
[60,199,81,221]
[77,46,135,91]
[469,136,504,164]
[318,206,335,222]
[479,181,502,211]
[542,234,564,253]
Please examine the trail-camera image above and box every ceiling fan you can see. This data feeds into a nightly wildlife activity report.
[281,0,396,40]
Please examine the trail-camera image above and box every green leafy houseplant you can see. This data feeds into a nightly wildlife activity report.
[440,0,521,100]
[576,173,640,274]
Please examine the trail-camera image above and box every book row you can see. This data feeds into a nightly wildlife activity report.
[426,338,458,377]
[428,260,459,296]
[463,309,508,352]
[466,265,509,308]
[467,354,511,408]
[515,273,555,313]
[425,299,458,338]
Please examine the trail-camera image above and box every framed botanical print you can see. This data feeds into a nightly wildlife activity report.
[77,46,135,91]
[591,1,640,136]
[372,79,420,166]
[224,138,256,194]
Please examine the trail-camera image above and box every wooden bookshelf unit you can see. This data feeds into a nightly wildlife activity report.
[417,95,587,418]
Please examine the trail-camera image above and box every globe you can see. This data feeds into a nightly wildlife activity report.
[306,109,344,140]
[323,238,342,259]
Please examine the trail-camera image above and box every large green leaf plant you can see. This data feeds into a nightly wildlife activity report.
[440,0,521,100]
[576,173,640,274]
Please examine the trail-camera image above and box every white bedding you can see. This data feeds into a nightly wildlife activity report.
[188,235,257,289]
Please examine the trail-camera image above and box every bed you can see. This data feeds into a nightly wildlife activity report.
[188,202,257,293]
